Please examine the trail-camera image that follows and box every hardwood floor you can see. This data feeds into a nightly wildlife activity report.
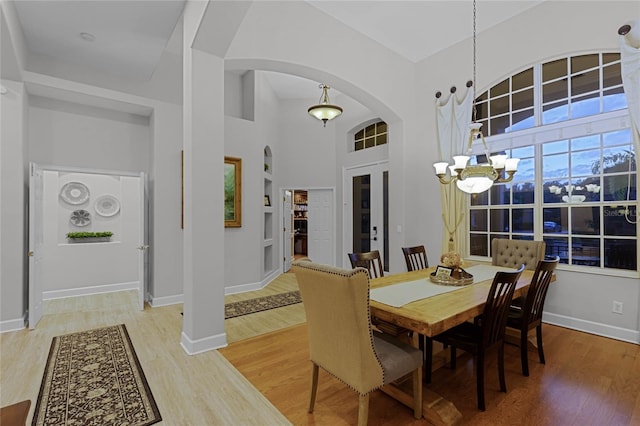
[220,322,640,426]
[3,274,639,426]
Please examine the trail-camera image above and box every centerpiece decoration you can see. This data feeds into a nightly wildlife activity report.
[430,251,474,286]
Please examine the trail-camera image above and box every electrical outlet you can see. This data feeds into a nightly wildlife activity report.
[612,301,623,314]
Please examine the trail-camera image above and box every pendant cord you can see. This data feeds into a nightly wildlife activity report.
[472,0,477,123]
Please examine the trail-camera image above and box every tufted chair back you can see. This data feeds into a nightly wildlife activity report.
[491,238,546,270]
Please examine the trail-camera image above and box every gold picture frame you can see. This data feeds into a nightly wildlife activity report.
[224,156,242,227]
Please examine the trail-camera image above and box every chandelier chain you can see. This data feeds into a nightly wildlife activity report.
[472,0,477,123]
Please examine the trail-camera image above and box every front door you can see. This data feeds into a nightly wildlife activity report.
[344,163,389,271]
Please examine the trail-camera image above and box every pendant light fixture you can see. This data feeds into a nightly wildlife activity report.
[432,0,519,194]
[308,84,343,127]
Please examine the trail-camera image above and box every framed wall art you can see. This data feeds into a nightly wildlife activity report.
[224,156,242,227]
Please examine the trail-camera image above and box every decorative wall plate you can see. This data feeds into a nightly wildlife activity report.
[95,195,120,217]
[60,182,90,205]
[70,209,91,227]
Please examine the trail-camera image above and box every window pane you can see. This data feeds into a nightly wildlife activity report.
[512,146,535,158]
[602,62,622,87]
[512,68,533,91]
[543,102,569,124]
[602,53,620,65]
[603,129,631,146]
[571,134,600,150]
[543,79,568,103]
[604,205,637,236]
[544,237,569,264]
[489,115,510,135]
[512,89,533,111]
[376,133,387,146]
[543,153,569,178]
[355,140,364,151]
[571,93,600,119]
[605,239,637,270]
[572,207,600,235]
[364,136,375,148]
[377,122,387,133]
[513,181,535,204]
[543,140,568,155]
[470,191,488,206]
[571,68,599,96]
[571,149,600,176]
[470,234,488,256]
[603,174,636,201]
[603,87,627,112]
[511,109,534,132]
[476,100,488,121]
[571,54,599,74]
[512,208,534,233]
[572,237,600,266]
[543,58,567,81]
[491,78,509,97]
[543,207,568,233]
[543,179,569,203]
[602,145,635,173]
[470,210,488,231]
[490,209,509,232]
[490,95,509,116]
[490,184,510,205]
[365,124,375,138]
[574,177,601,202]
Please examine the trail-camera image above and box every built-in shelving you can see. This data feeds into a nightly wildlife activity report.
[263,146,275,278]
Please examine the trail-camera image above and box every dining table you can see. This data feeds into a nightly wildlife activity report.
[369,263,540,426]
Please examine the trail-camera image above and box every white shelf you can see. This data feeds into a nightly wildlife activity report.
[263,238,273,247]
[264,172,272,181]
[264,206,274,213]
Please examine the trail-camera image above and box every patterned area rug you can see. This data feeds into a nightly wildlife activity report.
[32,324,161,426]
[225,291,302,319]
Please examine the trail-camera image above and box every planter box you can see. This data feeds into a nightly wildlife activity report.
[68,237,111,243]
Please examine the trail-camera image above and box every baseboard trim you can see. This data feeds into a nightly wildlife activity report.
[543,312,639,344]
[0,314,27,333]
[148,293,183,307]
[43,282,139,300]
[225,281,264,295]
[180,330,227,355]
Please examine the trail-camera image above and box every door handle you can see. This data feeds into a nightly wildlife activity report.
[28,251,34,257]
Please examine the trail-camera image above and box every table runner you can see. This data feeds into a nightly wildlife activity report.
[370,265,517,307]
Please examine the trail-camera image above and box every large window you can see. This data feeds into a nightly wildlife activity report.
[468,53,637,273]
[354,121,387,151]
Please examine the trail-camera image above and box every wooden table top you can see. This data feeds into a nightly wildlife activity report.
[370,266,536,337]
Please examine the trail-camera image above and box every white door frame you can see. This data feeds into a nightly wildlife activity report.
[343,161,389,269]
[28,163,44,329]
[279,187,336,271]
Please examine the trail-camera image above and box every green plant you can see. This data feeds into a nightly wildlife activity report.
[66,231,113,239]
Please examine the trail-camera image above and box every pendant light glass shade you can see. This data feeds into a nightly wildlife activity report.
[308,84,343,126]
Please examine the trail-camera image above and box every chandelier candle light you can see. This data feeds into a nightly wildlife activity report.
[308,84,343,127]
[432,0,520,194]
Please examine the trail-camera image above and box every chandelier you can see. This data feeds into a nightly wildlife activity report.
[432,0,519,194]
[308,84,343,127]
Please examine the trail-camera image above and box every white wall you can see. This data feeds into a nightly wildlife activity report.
[40,170,141,296]
[416,1,640,342]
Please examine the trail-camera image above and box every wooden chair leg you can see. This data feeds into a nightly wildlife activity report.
[357,394,369,426]
[536,324,546,365]
[413,367,423,419]
[308,363,319,413]
[423,336,433,383]
[498,343,507,393]
[476,351,486,411]
[521,328,530,377]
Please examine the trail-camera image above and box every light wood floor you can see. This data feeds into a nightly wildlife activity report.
[0,273,305,426]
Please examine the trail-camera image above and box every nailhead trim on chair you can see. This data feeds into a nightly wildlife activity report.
[292,261,387,395]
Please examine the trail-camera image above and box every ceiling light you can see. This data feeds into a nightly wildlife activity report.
[79,32,96,42]
[308,84,343,127]
[432,0,519,194]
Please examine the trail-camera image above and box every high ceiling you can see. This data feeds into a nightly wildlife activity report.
[8,0,545,100]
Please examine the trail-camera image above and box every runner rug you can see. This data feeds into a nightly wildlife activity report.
[32,324,161,426]
[225,290,302,319]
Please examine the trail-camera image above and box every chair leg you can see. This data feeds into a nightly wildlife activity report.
[413,367,423,419]
[423,336,433,383]
[308,363,319,413]
[498,342,507,393]
[520,328,530,377]
[536,324,546,365]
[476,351,486,411]
[357,394,369,426]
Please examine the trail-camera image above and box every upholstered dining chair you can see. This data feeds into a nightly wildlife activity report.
[402,245,429,272]
[424,265,524,411]
[348,250,384,278]
[506,256,559,376]
[491,238,546,271]
[292,261,423,425]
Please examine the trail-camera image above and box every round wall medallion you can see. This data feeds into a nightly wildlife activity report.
[95,195,120,217]
[60,182,90,205]
[70,209,91,227]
